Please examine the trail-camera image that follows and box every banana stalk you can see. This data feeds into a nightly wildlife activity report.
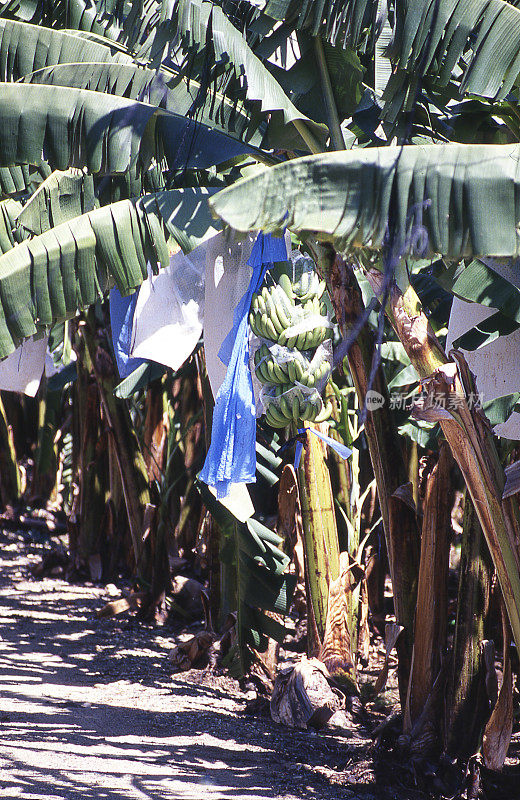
[0,393,20,507]
[312,244,420,704]
[404,443,453,750]
[297,421,341,645]
[297,420,358,688]
[447,491,492,758]
[79,317,152,581]
[366,269,520,657]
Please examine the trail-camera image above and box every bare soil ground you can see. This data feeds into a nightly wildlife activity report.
[0,527,517,800]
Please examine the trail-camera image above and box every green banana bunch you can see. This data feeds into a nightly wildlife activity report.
[263,385,330,428]
[288,269,326,303]
[249,257,334,430]
[250,285,330,352]
[254,343,310,385]
[254,343,330,390]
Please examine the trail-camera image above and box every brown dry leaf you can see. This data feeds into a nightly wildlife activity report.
[270,656,343,730]
[96,592,145,619]
[277,464,299,546]
[391,482,416,514]
[357,577,370,664]
[319,552,358,693]
[170,631,216,671]
[482,654,513,770]
[373,623,404,695]
[277,464,307,618]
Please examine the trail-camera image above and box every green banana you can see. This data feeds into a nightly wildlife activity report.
[316,279,327,299]
[255,368,269,385]
[270,287,291,330]
[300,400,314,421]
[291,394,301,420]
[293,359,305,383]
[267,403,288,426]
[265,406,286,428]
[275,285,296,322]
[314,400,332,423]
[264,290,284,336]
[295,331,307,351]
[286,360,297,384]
[303,329,316,350]
[277,272,294,300]
[273,361,287,384]
[249,311,262,337]
[279,394,292,420]
[261,313,278,341]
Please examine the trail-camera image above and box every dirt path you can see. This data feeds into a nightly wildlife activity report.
[0,528,417,800]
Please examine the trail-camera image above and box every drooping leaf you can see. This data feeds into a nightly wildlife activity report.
[197,479,294,676]
[139,186,220,252]
[483,392,520,428]
[0,19,132,81]
[0,0,121,39]
[388,363,420,389]
[453,311,520,350]
[263,0,379,48]
[0,198,28,253]
[114,359,166,397]
[17,169,97,235]
[210,143,520,260]
[0,197,169,358]
[450,259,520,320]
[0,83,158,173]
[145,0,328,152]
[25,61,266,150]
[384,0,520,124]
[6,18,267,151]
[0,162,51,199]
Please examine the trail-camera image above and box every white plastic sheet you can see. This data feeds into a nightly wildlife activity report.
[203,231,257,397]
[131,245,206,372]
[447,297,520,439]
[0,335,48,396]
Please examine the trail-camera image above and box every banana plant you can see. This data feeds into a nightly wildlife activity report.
[209,145,520,660]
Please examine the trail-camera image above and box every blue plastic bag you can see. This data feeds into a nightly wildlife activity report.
[109,287,147,379]
[200,232,288,499]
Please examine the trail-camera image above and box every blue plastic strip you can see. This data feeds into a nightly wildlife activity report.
[294,427,352,470]
[294,440,304,472]
[109,287,146,379]
[200,232,287,499]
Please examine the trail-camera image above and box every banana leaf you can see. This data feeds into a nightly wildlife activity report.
[0,0,120,38]
[0,83,158,173]
[4,20,267,150]
[0,163,51,199]
[210,143,520,260]
[17,169,97,235]
[142,0,327,152]
[198,479,294,677]
[24,61,266,149]
[0,197,169,358]
[0,198,27,252]
[384,0,520,124]
[263,0,378,48]
[0,19,132,80]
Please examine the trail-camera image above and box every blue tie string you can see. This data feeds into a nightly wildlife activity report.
[293,427,352,470]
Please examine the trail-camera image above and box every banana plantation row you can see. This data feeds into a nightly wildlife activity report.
[1,1,520,796]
